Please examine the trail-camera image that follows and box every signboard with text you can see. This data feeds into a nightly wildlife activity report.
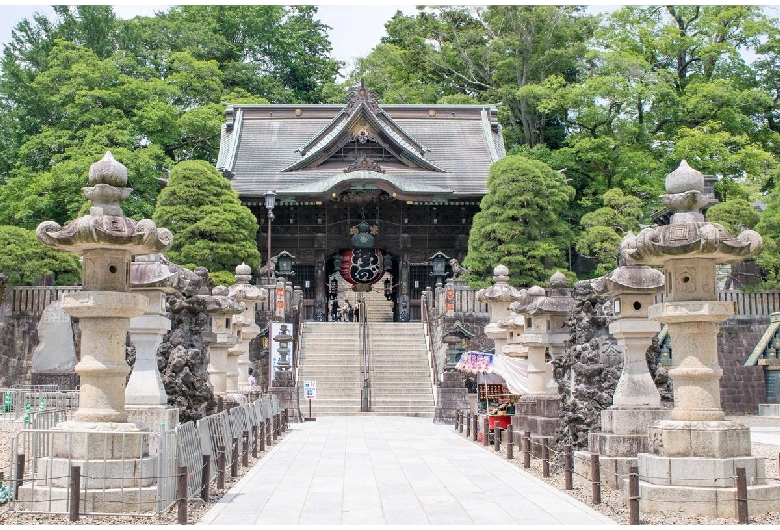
[304,380,316,400]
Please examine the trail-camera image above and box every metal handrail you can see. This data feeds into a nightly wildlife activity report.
[359,296,370,412]
[420,292,439,408]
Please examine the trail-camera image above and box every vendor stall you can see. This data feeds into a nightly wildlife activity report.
[457,352,519,442]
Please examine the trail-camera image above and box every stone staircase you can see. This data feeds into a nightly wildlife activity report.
[329,273,394,323]
[297,321,435,417]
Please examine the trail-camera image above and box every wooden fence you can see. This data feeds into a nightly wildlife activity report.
[654,290,780,317]
[10,286,82,314]
[7,285,780,319]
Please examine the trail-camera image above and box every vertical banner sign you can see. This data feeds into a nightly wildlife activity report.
[268,322,294,387]
[445,286,455,313]
[304,380,316,400]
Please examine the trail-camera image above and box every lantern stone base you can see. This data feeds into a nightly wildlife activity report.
[434,371,468,424]
[634,419,780,517]
[125,405,178,455]
[574,406,671,489]
[635,452,780,518]
[512,395,561,457]
[18,481,158,514]
[270,384,299,421]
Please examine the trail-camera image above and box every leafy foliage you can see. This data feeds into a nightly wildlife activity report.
[152,161,260,275]
[0,225,81,286]
[463,156,574,287]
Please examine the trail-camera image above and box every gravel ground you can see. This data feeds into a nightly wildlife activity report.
[0,415,778,525]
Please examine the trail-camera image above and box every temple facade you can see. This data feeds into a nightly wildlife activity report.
[216,84,505,321]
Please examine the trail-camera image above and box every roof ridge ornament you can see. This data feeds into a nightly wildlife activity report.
[345,82,380,114]
[344,156,385,174]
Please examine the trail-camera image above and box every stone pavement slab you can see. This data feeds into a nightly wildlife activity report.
[198,416,617,525]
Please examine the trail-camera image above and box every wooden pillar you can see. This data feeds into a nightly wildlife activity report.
[313,236,327,321]
[398,234,411,322]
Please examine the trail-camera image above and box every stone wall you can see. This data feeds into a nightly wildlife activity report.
[718,316,768,414]
[0,316,38,387]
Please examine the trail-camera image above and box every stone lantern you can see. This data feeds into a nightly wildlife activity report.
[576,248,670,488]
[29,151,173,512]
[36,152,172,425]
[202,285,243,395]
[476,265,524,359]
[624,160,779,517]
[229,263,266,388]
[126,254,197,431]
[273,324,293,374]
[512,271,574,454]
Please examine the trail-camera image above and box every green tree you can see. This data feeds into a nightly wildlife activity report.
[706,198,760,237]
[463,155,574,287]
[0,225,80,287]
[152,160,260,276]
[576,188,644,276]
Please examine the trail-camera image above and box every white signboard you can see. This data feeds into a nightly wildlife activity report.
[304,380,316,400]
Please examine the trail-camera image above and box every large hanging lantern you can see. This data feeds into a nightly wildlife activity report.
[339,220,385,285]
[339,248,385,285]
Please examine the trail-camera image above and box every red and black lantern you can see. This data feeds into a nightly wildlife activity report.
[339,248,385,285]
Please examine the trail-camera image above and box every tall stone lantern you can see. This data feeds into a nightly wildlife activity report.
[576,249,670,489]
[475,265,524,359]
[624,160,780,517]
[512,272,574,453]
[36,152,172,426]
[202,286,243,395]
[229,263,266,388]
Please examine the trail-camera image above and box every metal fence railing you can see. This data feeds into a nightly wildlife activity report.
[3,394,285,518]
[0,389,79,423]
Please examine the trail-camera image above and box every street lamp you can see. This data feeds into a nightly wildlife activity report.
[429,251,450,287]
[264,190,277,285]
[276,251,295,277]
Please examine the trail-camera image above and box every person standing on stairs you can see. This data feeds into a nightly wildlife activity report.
[342,299,353,322]
[331,299,340,322]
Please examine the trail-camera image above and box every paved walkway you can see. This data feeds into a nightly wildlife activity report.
[198,416,616,525]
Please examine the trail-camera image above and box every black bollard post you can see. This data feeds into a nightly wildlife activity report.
[242,431,249,467]
[542,437,550,478]
[69,465,80,522]
[259,421,266,452]
[231,437,238,477]
[15,454,25,499]
[523,431,531,469]
[736,467,748,524]
[201,455,210,502]
[466,412,471,438]
[472,414,478,442]
[482,416,489,447]
[266,417,272,447]
[564,445,573,490]
[217,445,225,490]
[459,411,464,434]
[591,453,601,505]
[494,426,501,452]
[629,465,639,525]
[177,465,188,525]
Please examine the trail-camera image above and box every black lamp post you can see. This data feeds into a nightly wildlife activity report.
[429,251,450,287]
[264,190,277,285]
[276,251,295,277]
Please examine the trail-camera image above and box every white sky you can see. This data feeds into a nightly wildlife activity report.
[0,3,420,75]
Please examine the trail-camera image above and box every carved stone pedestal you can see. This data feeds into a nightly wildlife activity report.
[434,371,469,424]
[513,395,561,457]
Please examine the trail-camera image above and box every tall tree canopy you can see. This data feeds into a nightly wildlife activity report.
[0,5,337,232]
[152,160,260,282]
[463,155,575,287]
